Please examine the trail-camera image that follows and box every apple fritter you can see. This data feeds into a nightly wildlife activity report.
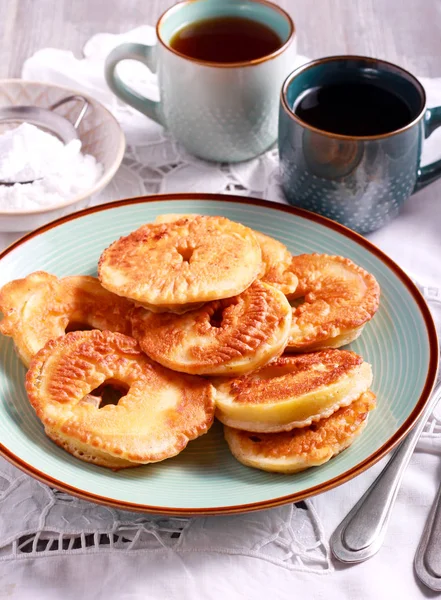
[98,215,262,312]
[131,280,292,376]
[25,330,216,469]
[286,254,380,351]
[224,391,376,473]
[154,213,298,296]
[213,349,373,433]
[0,271,133,367]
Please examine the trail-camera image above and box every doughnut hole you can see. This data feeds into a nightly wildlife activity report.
[65,321,96,333]
[289,296,306,309]
[177,245,195,263]
[209,305,225,328]
[83,379,130,409]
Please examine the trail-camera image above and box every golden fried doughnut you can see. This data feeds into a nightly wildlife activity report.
[131,280,292,376]
[25,330,216,468]
[154,213,298,296]
[286,254,380,351]
[224,391,376,473]
[0,271,133,367]
[98,215,262,311]
[213,349,373,432]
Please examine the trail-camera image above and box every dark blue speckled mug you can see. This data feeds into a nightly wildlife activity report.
[278,56,441,233]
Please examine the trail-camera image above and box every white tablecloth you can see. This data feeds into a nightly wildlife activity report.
[0,27,441,600]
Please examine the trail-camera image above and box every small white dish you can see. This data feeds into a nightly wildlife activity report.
[0,79,125,232]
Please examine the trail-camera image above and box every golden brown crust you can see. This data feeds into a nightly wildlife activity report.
[285,254,380,351]
[131,280,292,375]
[224,391,376,473]
[153,214,298,296]
[0,271,133,366]
[219,350,363,405]
[213,349,373,432]
[98,215,262,309]
[25,330,216,467]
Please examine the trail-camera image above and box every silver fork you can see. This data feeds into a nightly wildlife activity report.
[330,284,441,565]
[415,472,441,591]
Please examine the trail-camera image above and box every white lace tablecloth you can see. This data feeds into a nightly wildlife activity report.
[1,27,441,600]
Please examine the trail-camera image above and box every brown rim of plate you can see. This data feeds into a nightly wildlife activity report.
[280,55,427,142]
[156,0,295,69]
[0,193,438,516]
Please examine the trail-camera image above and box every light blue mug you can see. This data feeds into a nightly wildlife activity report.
[105,0,296,162]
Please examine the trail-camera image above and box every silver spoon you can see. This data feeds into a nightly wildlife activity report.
[330,378,441,563]
[0,94,89,186]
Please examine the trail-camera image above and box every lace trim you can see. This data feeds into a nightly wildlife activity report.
[423,418,441,437]
[103,136,283,208]
[1,519,189,559]
[418,285,441,305]
[0,462,331,572]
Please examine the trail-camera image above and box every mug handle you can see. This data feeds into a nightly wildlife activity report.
[104,42,164,125]
[414,106,441,192]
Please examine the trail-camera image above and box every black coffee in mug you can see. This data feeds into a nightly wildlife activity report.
[279,56,441,234]
[293,82,413,136]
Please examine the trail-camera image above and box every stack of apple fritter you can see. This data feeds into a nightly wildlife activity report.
[0,214,380,473]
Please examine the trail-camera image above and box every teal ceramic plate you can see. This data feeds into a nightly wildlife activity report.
[0,194,438,515]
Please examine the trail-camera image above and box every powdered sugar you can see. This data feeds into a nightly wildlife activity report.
[0,123,103,211]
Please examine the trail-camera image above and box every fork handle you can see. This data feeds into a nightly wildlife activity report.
[330,380,441,563]
[415,477,441,590]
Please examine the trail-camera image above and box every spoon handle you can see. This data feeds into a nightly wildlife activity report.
[330,380,441,563]
[415,477,441,591]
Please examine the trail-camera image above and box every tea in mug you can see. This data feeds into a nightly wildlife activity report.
[170,16,283,63]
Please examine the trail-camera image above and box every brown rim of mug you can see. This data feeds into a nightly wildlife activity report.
[155,0,295,68]
[280,55,427,141]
